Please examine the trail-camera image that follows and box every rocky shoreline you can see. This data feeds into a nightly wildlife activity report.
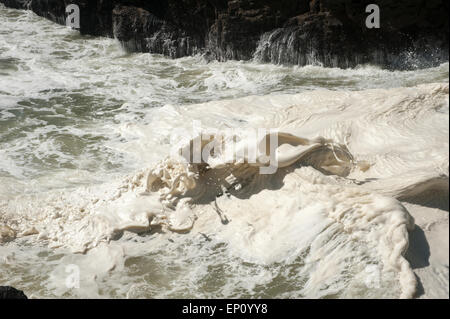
[0,286,28,299]
[1,0,448,69]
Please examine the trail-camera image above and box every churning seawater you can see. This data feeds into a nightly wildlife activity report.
[0,5,448,298]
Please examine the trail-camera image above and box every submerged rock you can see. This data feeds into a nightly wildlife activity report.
[0,287,28,299]
[0,0,448,68]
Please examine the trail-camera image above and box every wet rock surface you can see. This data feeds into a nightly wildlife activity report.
[0,286,28,299]
[0,0,448,68]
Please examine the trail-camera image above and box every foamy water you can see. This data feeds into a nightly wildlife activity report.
[0,5,448,298]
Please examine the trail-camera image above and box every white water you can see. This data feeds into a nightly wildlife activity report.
[0,5,448,299]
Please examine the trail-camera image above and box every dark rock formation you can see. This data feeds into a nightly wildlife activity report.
[0,286,28,299]
[0,0,448,69]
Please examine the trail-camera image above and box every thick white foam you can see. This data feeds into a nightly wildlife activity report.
[1,83,448,298]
